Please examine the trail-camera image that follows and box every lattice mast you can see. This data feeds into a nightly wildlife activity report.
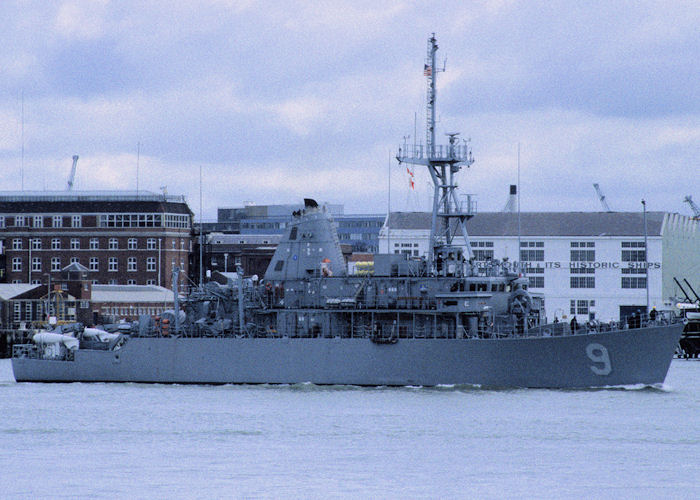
[397,34,476,276]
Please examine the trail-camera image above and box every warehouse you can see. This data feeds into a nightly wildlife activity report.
[379,211,700,322]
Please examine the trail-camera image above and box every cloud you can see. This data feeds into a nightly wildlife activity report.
[54,1,110,40]
[1,0,698,219]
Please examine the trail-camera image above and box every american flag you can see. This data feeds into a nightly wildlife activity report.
[424,64,432,76]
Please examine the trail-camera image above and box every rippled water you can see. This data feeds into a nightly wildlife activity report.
[1,359,698,499]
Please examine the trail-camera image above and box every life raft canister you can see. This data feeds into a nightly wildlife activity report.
[161,318,170,336]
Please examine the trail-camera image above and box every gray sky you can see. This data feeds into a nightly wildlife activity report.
[1,1,698,219]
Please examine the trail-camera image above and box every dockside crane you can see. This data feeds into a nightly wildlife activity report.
[66,155,79,191]
[674,277,698,305]
[593,183,612,212]
[684,278,700,303]
[684,195,700,220]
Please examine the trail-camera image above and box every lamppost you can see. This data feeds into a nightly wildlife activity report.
[224,253,229,273]
[642,199,649,315]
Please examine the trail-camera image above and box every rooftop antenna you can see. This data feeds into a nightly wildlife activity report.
[21,90,24,190]
[136,141,140,196]
[593,183,612,212]
[397,34,475,275]
[66,155,79,191]
[199,166,203,287]
[517,143,521,270]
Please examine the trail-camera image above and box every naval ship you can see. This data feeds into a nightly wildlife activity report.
[12,36,683,388]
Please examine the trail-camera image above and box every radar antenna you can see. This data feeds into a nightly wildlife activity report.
[397,34,475,277]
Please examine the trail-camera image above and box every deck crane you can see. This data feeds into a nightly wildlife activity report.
[66,155,79,191]
[593,183,612,212]
[684,195,700,219]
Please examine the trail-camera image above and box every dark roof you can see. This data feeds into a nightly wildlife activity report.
[0,194,192,214]
[387,211,667,237]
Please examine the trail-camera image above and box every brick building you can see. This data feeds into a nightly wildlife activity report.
[0,191,193,289]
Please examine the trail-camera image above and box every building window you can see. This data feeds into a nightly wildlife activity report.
[108,257,118,272]
[52,215,63,228]
[127,257,137,272]
[128,238,137,250]
[89,257,99,271]
[90,238,99,250]
[33,216,43,228]
[172,240,176,249]
[570,299,595,315]
[51,257,61,272]
[71,215,82,228]
[32,257,41,272]
[0,216,4,228]
[146,279,156,285]
[473,242,494,260]
[622,250,646,262]
[165,214,191,229]
[12,257,22,272]
[570,241,595,262]
[147,238,157,250]
[109,238,118,250]
[570,267,595,274]
[31,238,41,250]
[473,249,494,260]
[70,257,79,264]
[621,241,646,262]
[520,241,544,262]
[127,279,137,285]
[524,267,544,288]
[99,213,164,228]
[622,277,647,288]
[15,216,26,227]
[12,238,22,250]
[146,257,156,272]
[70,238,80,250]
[570,276,595,288]
[52,238,61,250]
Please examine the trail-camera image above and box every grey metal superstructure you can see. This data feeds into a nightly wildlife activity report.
[12,35,683,388]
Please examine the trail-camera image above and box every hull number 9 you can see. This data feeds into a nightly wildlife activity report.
[586,343,612,376]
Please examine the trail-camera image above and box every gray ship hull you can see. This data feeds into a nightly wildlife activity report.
[12,324,682,388]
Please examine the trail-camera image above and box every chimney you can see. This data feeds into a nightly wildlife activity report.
[503,185,517,213]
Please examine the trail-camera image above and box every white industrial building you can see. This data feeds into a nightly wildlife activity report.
[379,211,700,322]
